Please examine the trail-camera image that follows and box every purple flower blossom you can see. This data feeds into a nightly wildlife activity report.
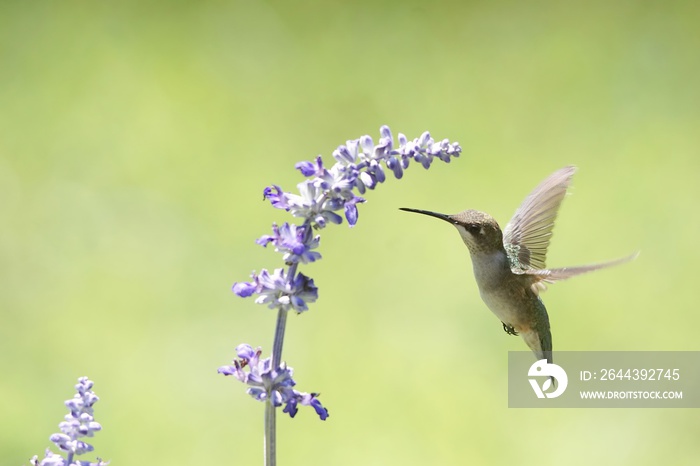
[30,451,64,466]
[219,344,329,421]
[264,180,345,229]
[232,281,256,297]
[257,223,321,264]
[283,392,329,420]
[30,378,107,466]
[233,268,318,313]
[30,449,108,466]
[262,185,289,210]
[295,155,327,178]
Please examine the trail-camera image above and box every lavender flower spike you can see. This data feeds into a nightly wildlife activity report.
[30,377,107,466]
[219,344,329,420]
[228,126,460,464]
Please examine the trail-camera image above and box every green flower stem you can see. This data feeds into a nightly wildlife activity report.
[266,262,295,465]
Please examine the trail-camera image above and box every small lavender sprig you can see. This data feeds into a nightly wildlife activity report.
[30,377,107,466]
[226,125,461,465]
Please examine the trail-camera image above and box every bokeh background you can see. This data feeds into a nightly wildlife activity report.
[2,1,699,465]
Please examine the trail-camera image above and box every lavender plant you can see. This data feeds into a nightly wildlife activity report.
[30,377,106,466]
[220,125,461,465]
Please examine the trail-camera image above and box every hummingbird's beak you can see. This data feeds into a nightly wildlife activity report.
[399,207,454,224]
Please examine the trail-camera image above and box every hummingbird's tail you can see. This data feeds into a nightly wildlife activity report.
[521,327,556,387]
[520,327,553,364]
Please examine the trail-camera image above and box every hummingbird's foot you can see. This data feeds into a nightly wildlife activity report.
[502,322,519,336]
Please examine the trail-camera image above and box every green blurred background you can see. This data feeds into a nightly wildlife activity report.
[2,0,699,464]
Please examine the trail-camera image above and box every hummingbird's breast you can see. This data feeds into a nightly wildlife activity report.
[469,250,542,330]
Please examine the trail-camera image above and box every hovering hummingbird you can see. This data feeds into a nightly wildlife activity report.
[400,166,636,364]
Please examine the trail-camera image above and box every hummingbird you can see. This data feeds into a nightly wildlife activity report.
[400,166,636,364]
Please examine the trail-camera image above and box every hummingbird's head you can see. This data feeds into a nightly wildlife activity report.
[450,210,503,254]
[399,208,504,254]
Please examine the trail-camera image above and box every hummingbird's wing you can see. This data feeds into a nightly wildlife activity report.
[503,166,577,272]
[525,253,639,285]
